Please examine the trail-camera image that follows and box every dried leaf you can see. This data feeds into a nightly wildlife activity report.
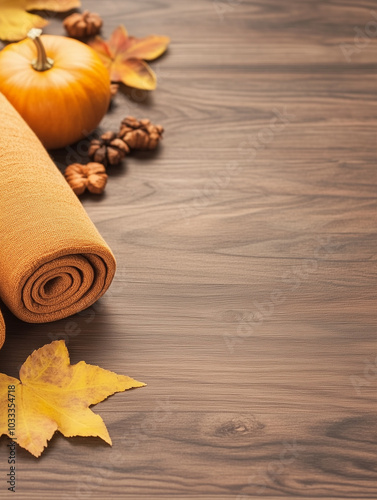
[89,25,170,90]
[0,340,145,457]
[0,0,81,41]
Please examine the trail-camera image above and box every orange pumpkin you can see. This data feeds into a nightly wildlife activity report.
[0,29,111,150]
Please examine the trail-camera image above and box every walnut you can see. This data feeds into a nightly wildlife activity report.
[118,116,164,150]
[64,163,107,195]
[63,10,103,38]
[88,131,129,166]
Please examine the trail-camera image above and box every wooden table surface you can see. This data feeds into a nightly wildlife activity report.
[1,0,377,498]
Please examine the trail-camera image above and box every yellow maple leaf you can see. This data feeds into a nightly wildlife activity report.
[0,340,145,457]
[0,0,81,41]
[88,25,170,90]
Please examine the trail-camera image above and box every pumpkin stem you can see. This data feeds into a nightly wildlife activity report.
[28,29,54,72]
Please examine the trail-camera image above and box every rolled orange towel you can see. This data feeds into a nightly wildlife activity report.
[0,93,116,347]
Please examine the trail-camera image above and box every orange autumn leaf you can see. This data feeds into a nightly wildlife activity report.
[89,25,170,90]
[0,0,81,41]
[0,340,145,457]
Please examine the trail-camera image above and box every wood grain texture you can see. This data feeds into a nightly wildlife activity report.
[1,0,377,497]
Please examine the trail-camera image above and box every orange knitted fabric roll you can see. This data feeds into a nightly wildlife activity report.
[0,93,116,347]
